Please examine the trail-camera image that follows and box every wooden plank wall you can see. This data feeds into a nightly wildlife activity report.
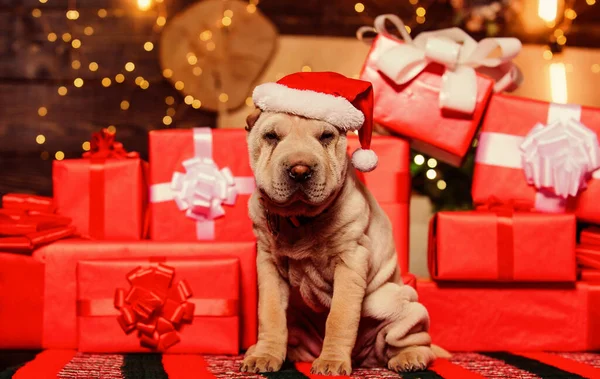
[1,0,599,196]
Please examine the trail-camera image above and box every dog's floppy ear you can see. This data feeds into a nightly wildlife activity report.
[245,108,262,132]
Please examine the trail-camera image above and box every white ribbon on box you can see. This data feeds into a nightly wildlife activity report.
[476,103,600,212]
[357,14,522,114]
[149,128,255,239]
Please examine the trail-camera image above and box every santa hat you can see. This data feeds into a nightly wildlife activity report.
[252,72,378,172]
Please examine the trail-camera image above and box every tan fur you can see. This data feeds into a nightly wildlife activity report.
[241,111,439,375]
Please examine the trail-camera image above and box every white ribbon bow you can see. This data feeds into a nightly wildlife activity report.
[520,119,600,198]
[170,156,238,221]
[357,14,522,114]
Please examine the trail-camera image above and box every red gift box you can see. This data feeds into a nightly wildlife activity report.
[419,279,600,351]
[581,269,600,282]
[77,257,239,353]
[581,227,600,246]
[347,135,410,273]
[358,14,519,166]
[577,245,600,270]
[428,210,576,282]
[53,130,147,240]
[473,95,600,223]
[33,240,257,350]
[2,193,55,213]
[0,252,45,348]
[149,128,255,241]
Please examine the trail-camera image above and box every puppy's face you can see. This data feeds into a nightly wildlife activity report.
[246,110,349,215]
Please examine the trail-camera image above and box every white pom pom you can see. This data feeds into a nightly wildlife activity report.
[351,148,378,172]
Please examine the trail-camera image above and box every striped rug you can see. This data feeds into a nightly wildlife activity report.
[3,350,600,379]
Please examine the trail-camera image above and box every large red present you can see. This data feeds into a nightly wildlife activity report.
[419,279,600,351]
[581,227,600,246]
[428,210,576,282]
[0,252,45,348]
[358,15,521,166]
[577,245,600,271]
[33,240,257,350]
[53,129,147,240]
[473,95,600,223]
[347,135,410,273]
[149,128,255,241]
[77,257,239,353]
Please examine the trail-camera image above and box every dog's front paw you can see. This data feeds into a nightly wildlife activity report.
[388,346,435,373]
[310,356,352,376]
[240,352,284,373]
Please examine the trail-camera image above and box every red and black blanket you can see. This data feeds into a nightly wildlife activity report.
[3,351,600,379]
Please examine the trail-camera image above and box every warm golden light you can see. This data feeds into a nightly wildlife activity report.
[165,96,175,105]
[36,135,46,144]
[426,169,437,180]
[564,8,577,19]
[538,0,558,22]
[246,97,253,107]
[219,93,229,103]
[39,0,48,3]
[199,30,212,41]
[175,81,184,90]
[222,16,232,26]
[47,33,57,42]
[144,42,154,51]
[554,29,564,37]
[224,9,234,17]
[58,86,68,96]
[125,62,135,72]
[62,33,72,42]
[137,0,152,11]
[135,76,144,85]
[166,108,176,117]
[115,74,125,83]
[102,78,112,87]
[354,3,365,12]
[543,50,553,60]
[66,10,79,20]
[107,125,117,133]
[410,0,418,4]
[156,16,166,26]
[74,78,84,87]
[587,0,596,5]
[301,65,312,72]
[192,67,203,76]
[549,62,568,104]
[206,41,216,51]
[120,100,130,110]
[71,39,81,48]
[184,95,194,105]
[437,180,447,190]
[98,9,108,18]
[414,155,425,165]
[192,99,201,109]
[427,158,438,168]
[557,35,567,45]
[89,62,98,72]
[405,25,412,34]
[416,16,426,24]
[32,8,42,17]
[55,151,65,161]
[163,69,173,78]
[187,54,198,65]
[82,141,91,151]
[163,116,173,125]
[84,26,94,36]
[246,4,257,13]
[71,60,81,69]
[416,6,426,16]
[140,80,149,89]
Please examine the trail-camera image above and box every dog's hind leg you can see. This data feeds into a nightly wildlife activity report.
[361,282,435,372]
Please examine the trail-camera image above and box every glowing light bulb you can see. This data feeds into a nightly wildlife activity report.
[115,74,125,83]
[414,155,425,165]
[107,125,117,133]
[82,141,91,151]
[222,16,232,26]
[55,151,65,160]
[426,169,437,180]
[163,116,173,125]
[165,96,175,105]
[62,33,72,42]
[192,67,203,76]
[219,93,229,102]
[98,9,108,18]
[74,78,84,87]
[140,80,149,89]
[175,81,184,90]
[137,0,152,11]
[88,62,98,71]
[416,7,426,16]
[144,42,154,51]
[246,4,257,13]
[36,134,46,144]
[184,95,194,105]
[437,180,447,190]
[84,26,94,36]
[199,30,212,41]
[354,3,365,12]
[125,62,135,72]
[102,78,112,87]
[71,39,81,48]
[120,100,130,110]
[206,41,216,51]
[224,9,233,17]
[166,108,176,117]
[47,33,57,42]
[192,99,201,109]
[32,8,42,17]
[187,54,198,65]
[427,158,437,168]
[538,0,558,22]
[163,69,173,78]
[549,62,567,104]
[58,86,68,96]
[156,16,166,26]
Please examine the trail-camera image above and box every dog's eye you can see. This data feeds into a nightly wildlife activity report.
[263,131,279,142]
[319,132,335,142]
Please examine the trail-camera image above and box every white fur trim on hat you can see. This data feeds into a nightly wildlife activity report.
[351,148,378,172]
[252,83,365,131]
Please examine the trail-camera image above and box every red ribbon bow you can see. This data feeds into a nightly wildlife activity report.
[114,263,195,351]
[83,129,138,159]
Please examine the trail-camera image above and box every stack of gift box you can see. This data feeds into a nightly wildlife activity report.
[0,126,412,354]
[359,14,600,351]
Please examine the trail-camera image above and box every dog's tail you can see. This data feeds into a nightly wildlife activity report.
[431,344,452,359]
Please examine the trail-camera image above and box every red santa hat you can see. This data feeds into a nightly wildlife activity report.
[252,71,378,172]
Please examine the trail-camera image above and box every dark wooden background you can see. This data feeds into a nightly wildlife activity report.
[1,0,599,196]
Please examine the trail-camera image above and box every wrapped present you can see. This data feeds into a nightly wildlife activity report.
[428,210,576,282]
[581,269,600,282]
[472,95,600,223]
[0,194,76,254]
[577,245,600,270]
[419,279,600,351]
[77,257,239,353]
[53,129,147,240]
[358,14,521,166]
[33,240,257,350]
[0,252,45,348]
[347,135,410,273]
[149,128,255,241]
[581,227,600,246]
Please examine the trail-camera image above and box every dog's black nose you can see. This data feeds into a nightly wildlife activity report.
[288,164,312,182]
